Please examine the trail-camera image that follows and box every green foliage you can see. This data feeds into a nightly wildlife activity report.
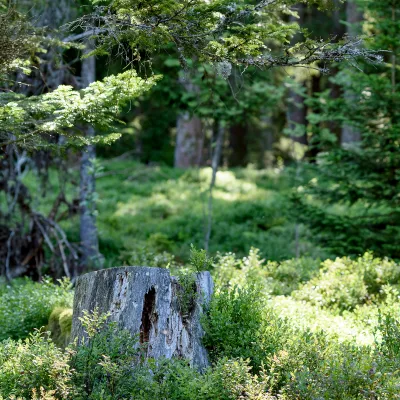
[293,252,400,312]
[0,278,73,341]
[0,8,44,76]
[0,330,74,399]
[176,269,197,318]
[82,0,372,73]
[0,306,275,400]
[3,257,400,399]
[26,160,325,267]
[70,309,142,399]
[1,71,160,149]
[175,245,212,317]
[295,0,400,259]
[189,244,213,272]
[203,284,284,371]
[213,247,320,296]
[265,257,321,296]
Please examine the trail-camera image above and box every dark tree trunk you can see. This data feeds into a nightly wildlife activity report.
[328,0,346,140]
[228,123,248,166]
[79,45,102,272]
[341,0,363,146]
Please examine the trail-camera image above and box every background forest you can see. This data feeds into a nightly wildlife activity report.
[1,0,400,398]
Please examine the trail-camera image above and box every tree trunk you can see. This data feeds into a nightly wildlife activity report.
[328,0,346,140]
[228,123,248,166]
[287,4,308,146]
[260,115,274,168]
[174,73,204,168]
[287,85,308,145]
[71,266,213,371]
[174,112,204,168]
[341,0,363,146]
[205,122,224,252]
[79,45,102,272]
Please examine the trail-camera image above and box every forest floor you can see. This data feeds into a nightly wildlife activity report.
[2,160,400,397]
[25,158,330,267]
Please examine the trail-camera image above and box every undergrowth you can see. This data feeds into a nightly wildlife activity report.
[2,248,400,398]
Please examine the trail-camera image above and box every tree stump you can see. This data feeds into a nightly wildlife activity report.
[71,267,213,370]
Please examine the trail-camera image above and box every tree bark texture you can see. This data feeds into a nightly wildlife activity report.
[79,45,102,272]
[71,267,213,371]
[174,112,204,168]
[174,73,204,168]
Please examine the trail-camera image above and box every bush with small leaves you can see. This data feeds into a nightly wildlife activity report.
[203,283,286,371]
[293,253,400,312]
[0,330,74,399]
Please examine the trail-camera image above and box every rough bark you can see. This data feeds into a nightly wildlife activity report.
[341,0,363,146]
[174,73,204,168]
[174,111,204,168]
[71,266,213,371]
[79,44,102,272]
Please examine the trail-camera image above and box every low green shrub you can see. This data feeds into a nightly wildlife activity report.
[213,248,320,296]
[131,357,274,400]
[270,296,375,345]
[0,308,275,399]
[264,257,320,296]
[0,278,73,341]
[203,283,286,371]
[2,288,400,399]
[293,252,400,312]
[0,330,74,399]
[69,309,143,399]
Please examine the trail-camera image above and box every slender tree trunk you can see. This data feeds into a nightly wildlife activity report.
[392,5,396,93]
[260,115,274,168]
[79,44,102,272]
[287,4,308,146]
[328,0,346,140]
[204,122,224,252]
[341,0,363,146]
[287,85,308,145]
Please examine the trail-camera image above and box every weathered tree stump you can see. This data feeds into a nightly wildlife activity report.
[71,267,213,370]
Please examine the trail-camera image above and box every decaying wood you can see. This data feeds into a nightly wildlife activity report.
[71,266,213,370]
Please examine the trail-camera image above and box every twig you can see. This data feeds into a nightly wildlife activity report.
[204,122,224,252]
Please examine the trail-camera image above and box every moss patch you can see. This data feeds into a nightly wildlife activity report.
[47,307,73,349]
